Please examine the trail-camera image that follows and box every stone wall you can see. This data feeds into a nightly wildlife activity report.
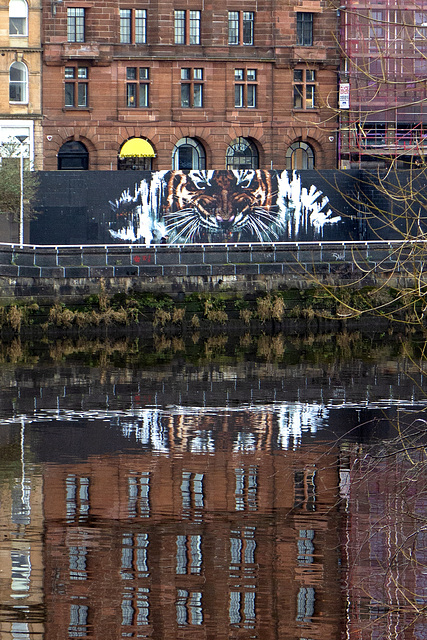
[0,240,416,303]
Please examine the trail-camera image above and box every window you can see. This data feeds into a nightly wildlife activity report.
[57,141,89,170]
[65,66,88,107]
[181,68,203,108]
[234,69,257,108]
[226,137,259,170]
[172,138,206,170]
[174,10,200,44]
[126,67,149,107]
[9,62,28,103]
[67,8,85,43]
[293,69,316,109]
[120,9,146,44]
[296,12,313,46]
[228,11,254,45]
[9,0,28,36]
[286,141,315,170]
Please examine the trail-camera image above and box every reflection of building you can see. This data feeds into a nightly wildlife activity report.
[41,0,339,171]
[341,444,427,640]
[0,0,43,168]
[339,0,427,168]
[0,424,44,640]
[42,419,342,640]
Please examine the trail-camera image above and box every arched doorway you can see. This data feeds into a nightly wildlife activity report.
[118,137,156,170]
[57,140,89,170]
[226,137,259,170]
[286,142,315,170]
[172,137,206,170]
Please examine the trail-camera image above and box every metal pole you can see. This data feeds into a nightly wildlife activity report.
[15,134,28,247]
[20,144,24,247]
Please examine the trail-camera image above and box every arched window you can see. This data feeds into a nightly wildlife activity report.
[9,62,28,103]
[226,137,259,170]
[172,138,206,170]
[57,141,89,170]
[9,0,28,35]
[286,142,315,170]
[117,137,155,170]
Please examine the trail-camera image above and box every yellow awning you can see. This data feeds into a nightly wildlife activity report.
[119,138,156,158]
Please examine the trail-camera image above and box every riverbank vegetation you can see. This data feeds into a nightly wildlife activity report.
[0,283,422,336]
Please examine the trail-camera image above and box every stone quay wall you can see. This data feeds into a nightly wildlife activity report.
[0,240,420,303]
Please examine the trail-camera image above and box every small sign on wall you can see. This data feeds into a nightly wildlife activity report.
[339,83,350,109]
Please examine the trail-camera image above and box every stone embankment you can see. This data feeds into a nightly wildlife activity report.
[0,240,418,303]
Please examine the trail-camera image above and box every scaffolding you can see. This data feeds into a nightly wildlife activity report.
[339,0,427,168]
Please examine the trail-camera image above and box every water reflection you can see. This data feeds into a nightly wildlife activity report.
[0,340,425,640]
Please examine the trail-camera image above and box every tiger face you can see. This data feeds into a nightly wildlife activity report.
[165,170,282,243]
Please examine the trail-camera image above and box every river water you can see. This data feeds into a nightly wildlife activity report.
[0,332,426,640]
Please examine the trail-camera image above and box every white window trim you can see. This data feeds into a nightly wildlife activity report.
[9,0,28,37]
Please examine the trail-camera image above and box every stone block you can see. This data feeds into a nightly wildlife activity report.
[89,267,115,277]
[212,264,235,276]
[187,264,211,276]
[64,267,90,278]
[0,265,19,277]
[203,251,228,264]
[138,266,163,277]
[113,266,139,277]
[228,251,251,264]
[58,252,84,267]
[259,263,283,274]
[40,267,64,278]
[35,252,58,267]
[107,252,132,266]
[82,252,107,266]
[154,251,181,265]
[14,252,35,267]
[18,266,41,277]
[235,264,259,275]
[0,251,14,266]
[163,265,187,277]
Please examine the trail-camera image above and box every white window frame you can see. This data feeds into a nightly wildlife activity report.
[9,0,28,36]
[9,61,28,104]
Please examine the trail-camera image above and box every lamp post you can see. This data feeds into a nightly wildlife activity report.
[15,134,28,247]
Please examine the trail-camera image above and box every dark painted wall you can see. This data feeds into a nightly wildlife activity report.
[30,169,427,246]
[31,170,361,245]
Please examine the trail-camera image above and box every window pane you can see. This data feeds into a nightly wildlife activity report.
[65,67,75,79]
[293,85,303,108]
[247,84,256,107]
[235,84,244,107]
[77,67,88,79]
[306,85,315,108]
[135,9,146,44]
[9,18,26,35]
[243,12,254,45]
[175,10,185,44]
[247,69,256,81]
[193,84,203,107]
[181,83,190,108]
[77,83,88,107]
[65,83,75,107]
[127,83,137,107]
[139,83,149,107]
[178,146,194,170]
[294,69,303,82]
[181,68,191,80]
[193,68,203,80]
[228,11,239,45]
[189,10,200,45]
[120,9,131,43]
[235,69,244,80]
[139,68,149,80]
[297,12,313,46]
[306,69,315,82]
[127,67,137,80]
[67,8,85,43]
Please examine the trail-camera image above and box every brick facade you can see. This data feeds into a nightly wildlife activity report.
[41,0,339,170]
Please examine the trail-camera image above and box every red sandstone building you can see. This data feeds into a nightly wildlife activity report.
[41,0,339,171]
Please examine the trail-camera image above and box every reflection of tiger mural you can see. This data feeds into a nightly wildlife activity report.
[108,170,340,245]
[165,170,281,242]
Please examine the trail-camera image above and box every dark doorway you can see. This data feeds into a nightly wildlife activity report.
[57,141,89,170]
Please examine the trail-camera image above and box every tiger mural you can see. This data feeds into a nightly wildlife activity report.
[108,170,340,245]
